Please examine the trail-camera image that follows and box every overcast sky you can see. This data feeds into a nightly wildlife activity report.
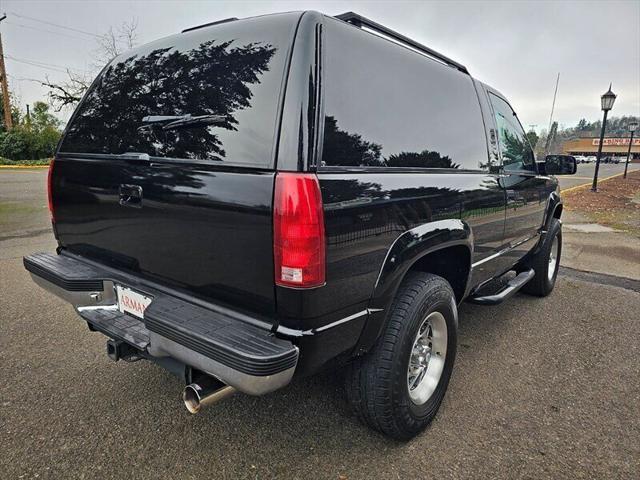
[1,0,639,132]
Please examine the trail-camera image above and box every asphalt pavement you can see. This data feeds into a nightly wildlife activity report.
[1,168,639,479]
[557,160,638,190]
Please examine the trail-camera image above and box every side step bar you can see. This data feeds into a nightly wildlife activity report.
[467,269,535,306]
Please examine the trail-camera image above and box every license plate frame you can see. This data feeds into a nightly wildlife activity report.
[116,285,152,319]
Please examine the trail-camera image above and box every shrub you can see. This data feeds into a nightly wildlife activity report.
[0,125,61,160]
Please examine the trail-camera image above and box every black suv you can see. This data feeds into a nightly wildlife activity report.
[25,11,576,440]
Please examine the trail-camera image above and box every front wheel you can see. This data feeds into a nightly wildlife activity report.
[345,272,458,440]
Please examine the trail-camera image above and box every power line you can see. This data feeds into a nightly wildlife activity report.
[5,20,89,41]
[5,56,70,74]
[5,54,84,73]
[7,74,43,83]
[8,11,102,39]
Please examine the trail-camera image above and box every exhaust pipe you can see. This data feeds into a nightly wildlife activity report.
[183,375,236,414]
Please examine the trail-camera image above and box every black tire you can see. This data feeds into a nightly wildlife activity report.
[520,218,562,296]
[345,272,458,440]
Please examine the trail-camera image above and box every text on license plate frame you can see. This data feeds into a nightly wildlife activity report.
[116,285,152,319]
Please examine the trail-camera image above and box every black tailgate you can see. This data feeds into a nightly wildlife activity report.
[51,13,303,315]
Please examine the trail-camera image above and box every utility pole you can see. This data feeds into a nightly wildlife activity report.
[26,103,31,129]
[547,73,560,133]
[544,121,558,157]
[0,14,12,131]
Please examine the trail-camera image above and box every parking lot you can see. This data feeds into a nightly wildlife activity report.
[558,160,637,190]
[1,169,639,479]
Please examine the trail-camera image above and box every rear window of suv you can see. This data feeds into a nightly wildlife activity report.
[58,13,300,167]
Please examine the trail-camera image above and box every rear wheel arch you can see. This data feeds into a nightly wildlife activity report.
[355,220,472,354]
[406,245,471,304]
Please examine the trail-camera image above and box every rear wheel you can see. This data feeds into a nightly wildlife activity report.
[345,272,457,440]
[520,218,562,296]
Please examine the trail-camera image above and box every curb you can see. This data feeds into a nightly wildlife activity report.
[559,266,640,293]
[561,169,638,193]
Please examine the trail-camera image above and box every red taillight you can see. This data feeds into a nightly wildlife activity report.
[47,159,55,222]
[273,172,326,288]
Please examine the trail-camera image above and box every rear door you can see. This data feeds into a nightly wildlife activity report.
[487,92,548,263]
[52,13,302,315]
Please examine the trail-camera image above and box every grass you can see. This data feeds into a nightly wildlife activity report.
[0,158,51,166]
[563,170,640,237]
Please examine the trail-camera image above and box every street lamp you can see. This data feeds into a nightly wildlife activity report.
[592,84,617,191]
[623,121,638,179]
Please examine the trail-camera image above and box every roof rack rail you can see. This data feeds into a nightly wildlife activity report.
[182,17,239,33]
[334,11,468,74]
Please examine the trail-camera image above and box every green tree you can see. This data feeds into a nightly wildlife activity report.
[525,130,539,149]
[30,101,61,131]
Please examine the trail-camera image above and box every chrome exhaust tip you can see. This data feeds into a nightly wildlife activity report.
[183,377,236,414]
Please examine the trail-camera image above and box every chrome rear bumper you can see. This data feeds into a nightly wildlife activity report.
[25,252,298,396]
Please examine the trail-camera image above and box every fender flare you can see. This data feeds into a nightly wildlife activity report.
[354,219,473,354]
[543,191,563,231]
[524,191,562,262]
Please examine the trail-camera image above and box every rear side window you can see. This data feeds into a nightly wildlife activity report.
[320,18,488,170]
[488,93,535,172]
[59,13,300,167]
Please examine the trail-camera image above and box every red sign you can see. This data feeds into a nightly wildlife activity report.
[592,138,640,146]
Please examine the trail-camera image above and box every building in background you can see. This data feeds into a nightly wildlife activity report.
[563,137,640,161]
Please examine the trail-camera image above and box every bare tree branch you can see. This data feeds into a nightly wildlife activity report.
[43,19,138,110]
[42,71,91,111]
[92,18,138,67]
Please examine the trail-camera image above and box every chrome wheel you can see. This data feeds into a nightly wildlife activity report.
[407,311,448,405]
[548,236,559,282]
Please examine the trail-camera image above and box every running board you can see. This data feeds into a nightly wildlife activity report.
[467,269,535,305]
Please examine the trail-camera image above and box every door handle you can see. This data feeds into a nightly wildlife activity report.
[119,184,143,208]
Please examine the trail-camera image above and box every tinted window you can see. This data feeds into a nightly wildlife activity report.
[488,93,535,172]
[59,13,300,167]
[320,18,488,170]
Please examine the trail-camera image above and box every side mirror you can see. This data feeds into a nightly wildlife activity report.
[545,155,577,175]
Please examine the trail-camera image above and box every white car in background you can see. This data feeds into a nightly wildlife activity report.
[586,156,597,163]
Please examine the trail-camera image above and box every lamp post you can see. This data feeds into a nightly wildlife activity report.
[591,84,617,192]
[623,121,638,179]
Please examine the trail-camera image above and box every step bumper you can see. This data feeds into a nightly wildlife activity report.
[24,252,298,395]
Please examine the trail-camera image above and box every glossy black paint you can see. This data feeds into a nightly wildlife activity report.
[276,14,558,374]
[50,10,566,380]
[53,158,278,316]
